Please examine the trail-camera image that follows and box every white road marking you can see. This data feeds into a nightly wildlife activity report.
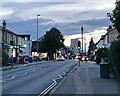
[0,80,6,82]
[6,76,15,80]
[59,75,62,78]
[63,72,66,75]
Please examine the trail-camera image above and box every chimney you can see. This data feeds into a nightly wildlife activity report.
[2,20,6,29]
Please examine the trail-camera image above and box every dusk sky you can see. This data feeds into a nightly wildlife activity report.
[0,0,115,42]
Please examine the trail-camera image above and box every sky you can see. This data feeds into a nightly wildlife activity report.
[0,0,116,47]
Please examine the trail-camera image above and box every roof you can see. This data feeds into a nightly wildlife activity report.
[2,27,17,36]
[17,34,31,36]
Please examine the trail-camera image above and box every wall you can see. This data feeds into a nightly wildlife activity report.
[23,40,32,55]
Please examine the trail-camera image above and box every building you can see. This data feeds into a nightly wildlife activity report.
[96,26,120,49]
[1,20,24,58]
[70,39,78,56]
[17,35,32,56]
[32,41,41,57]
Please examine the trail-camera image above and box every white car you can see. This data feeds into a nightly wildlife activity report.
[56,55,65,61]
[82,56,89,61]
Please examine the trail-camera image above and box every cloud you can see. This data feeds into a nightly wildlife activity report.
[2,0,116,3]
[0,1,115,42]
[64,29,107,50]
[0,8,13,19]
[2,16,111,42]
[1,1,115,23]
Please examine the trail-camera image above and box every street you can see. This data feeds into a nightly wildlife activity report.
[2,60,77,95]
[1,1,120,96]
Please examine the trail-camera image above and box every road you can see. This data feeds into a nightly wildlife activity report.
[2,60,77,95]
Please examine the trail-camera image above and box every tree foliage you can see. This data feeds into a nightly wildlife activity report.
[39,27,64,59]
[95,48,108,64]
[107,1,120,32]
[96,48,108,58]
[88,38,95,57]
[108,40,120,77]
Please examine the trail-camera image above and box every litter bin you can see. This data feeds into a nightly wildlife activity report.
[100,63,110,78]
[29,57,33,63]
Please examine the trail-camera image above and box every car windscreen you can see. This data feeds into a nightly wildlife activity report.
[58,55,62,58]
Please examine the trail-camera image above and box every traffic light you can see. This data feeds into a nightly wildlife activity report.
[10,40,14,49]
[77,41,81,49]
[10,45,14,49]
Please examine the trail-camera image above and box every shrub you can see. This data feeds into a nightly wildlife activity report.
[109,40,120,78]
[96,48,108,64]
[2,49,9,66]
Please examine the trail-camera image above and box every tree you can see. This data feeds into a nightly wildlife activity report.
[39,27,64,60]
[107,1,120,32]
[88,38,95,57]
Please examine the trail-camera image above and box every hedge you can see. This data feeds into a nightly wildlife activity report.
[109,40,120,78]
[2,49,9,66]
[95,48,108,64]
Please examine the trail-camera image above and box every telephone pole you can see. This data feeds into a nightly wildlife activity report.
[81,26,83,55]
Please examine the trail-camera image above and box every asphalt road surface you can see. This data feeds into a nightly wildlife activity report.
[2,60,77,95]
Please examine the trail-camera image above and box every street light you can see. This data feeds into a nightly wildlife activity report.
[81,26,83,54]
[37,14,40,61]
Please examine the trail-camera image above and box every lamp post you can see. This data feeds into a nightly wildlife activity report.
[81,26,83,54]
[37,14,40,61]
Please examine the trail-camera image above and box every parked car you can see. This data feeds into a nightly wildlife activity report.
[56,55,65,61]
[24,55,29,61]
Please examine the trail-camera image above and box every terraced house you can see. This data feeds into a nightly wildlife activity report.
[1,20,24,58]
[95,26,120,49]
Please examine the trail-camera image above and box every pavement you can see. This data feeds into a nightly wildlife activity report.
[0,61,48,71]
[52,61,119,95]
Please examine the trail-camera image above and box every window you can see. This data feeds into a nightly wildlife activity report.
[5,32,7,43]
[2,31,4,42]
[11,34,13,40]
[25,37,28,41]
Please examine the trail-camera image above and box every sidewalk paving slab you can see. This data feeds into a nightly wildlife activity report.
[52,61,119,95]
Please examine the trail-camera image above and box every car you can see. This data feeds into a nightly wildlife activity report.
[24,55,29,61]
[82,56,89,61]
[75,55,79,59]
[56,55,65,61]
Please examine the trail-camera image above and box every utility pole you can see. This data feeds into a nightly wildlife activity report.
[81,26,83,55]
[84,37,86,56]
[37,14,40,62]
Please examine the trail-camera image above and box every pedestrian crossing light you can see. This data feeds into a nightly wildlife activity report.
[77,41,81,49]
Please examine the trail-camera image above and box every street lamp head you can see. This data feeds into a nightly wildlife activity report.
[81,26,83,31]
[37,14,40,16]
